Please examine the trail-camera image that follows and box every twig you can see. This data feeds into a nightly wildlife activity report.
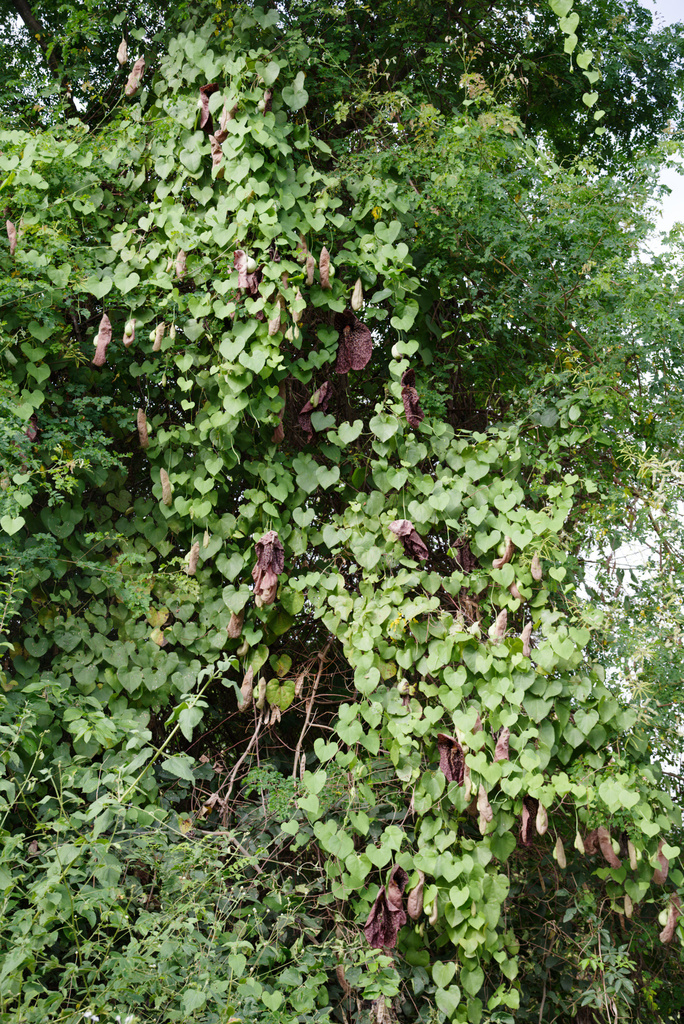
[224,710,265,803]
[292,641,332,778]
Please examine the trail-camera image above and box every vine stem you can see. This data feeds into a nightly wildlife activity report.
[292,640,332,779]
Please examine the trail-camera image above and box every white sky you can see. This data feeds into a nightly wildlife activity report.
[649,0,684,236]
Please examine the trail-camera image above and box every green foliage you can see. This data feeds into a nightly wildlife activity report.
[0,3,683,1023]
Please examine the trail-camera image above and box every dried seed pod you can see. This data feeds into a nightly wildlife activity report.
[521,620,533,657]
[210,134,224,176]
[584,829,599,855]
[227,609,244,638]
[400,367,425,428]
[477,784,493,834]
[92,314,112,366]
[186,541,200,576]
[660,894,682,943]
[493,609,507,640]
[159,468,172,506]
[463,764,472,802]
[509,581,523,601]
[137,409,149,449]
[554,836,567,869]
[574,831,585,855]
[125,55,145,97]
[153,323,165,351]
[492,536,514,570]
[291,286,304,325]
[436,733,464,784]
[493,726,510,763]
[305,254,316,286]
[268,295,285,336]
[653,839,669,884]
[628,839,637,871]
[335,311,373,373]
[176,249,187,280]
[117,37,128,65]
[336,965,351,996]
[319,246,331,289]
[238,666,253,712]
[624,893,633,919]
[351,277,364,311]
[364,864,408,949]
[270,703,282,724]
[252,530,284,606]
[520,796,538,847]
[407,870,425,919]
[122,318,136,347]
[597,826,622,868]
[536,803,548,835]
[294,671,307,697]
[531,552,543,581]
[6,220,16,257]
[256,676,267,710]
[389,519,429,561]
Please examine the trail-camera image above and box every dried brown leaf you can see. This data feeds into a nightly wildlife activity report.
[227,609,244,638]
[199,83,219,132]
[117,37,128,66]
[219,101,239,134]
[176,249,187,280]
[209,134,224,176]
[153,323,165,351]
[256,676,267,710]
[597,826,622,869]
[493,608,507,640]
[521,620,533,657]
[477,783,493,834]
[305,254,316,286]
[336,965,351,996]
[252,530,284,606]
[531,552,543,581]
[6,220,16,257]
[653,839,669,884]
[186,541,200,576]
[238,666,253,712]
[520,796,538,847]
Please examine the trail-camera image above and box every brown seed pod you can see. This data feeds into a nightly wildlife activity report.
[584,829,599,855]
[336,965,351,996]
[153,323,165,351]
[176,249,187,280]
[305,254,316,286]
[400,367,425,428]
[122,318,136,348]
[319,246,331,289]
[628,839,637,871]
[477,784,494,834]
[531,552,543,581]
[160,468,172,506]
[624,893,633,919]
[493,609,507,640]
[238,666,253,712]
[186,541,200,576]
[436,733,465,784]
[268,295,285,337]
[653,839,669,884]
[351,277,364,311]
[270,704,282,724]
[493,726,510,763]
[493,536,515,570]
[92,314,112,366]
[536,803,549,835]
[256,676,267,710]
[509,581,523,601]
[125,55,145,97]
[6,220,16,257]
[554,836,567,869]
[521,621,533,657]
[597,826,622,869]
[659,894,682,944]
[463,763,472,802]
[389,519,428,561]
[294,671,307,697]
[407,870,425,919]
[520,796,538,847]
[227,609,244,638]
[117,37,128,66]
[136,409,149,449]
[252,530,284,606]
